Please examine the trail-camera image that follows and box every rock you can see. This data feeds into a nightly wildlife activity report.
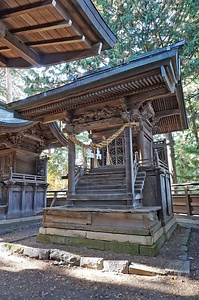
[23,247,50,260]
[103,260,129,274]
[49,249,80,266]
[80,257,103,270]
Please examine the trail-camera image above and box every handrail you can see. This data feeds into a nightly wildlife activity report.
[171,182,199,194]
[75,165,87,185]
[9,167,46,182]
[133,151,139,185]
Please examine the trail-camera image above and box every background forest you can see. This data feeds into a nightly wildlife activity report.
[0,0,198,188]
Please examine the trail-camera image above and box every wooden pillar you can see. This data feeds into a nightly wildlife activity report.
[124,127,134,205]
[137,125,145,162]
[68,139,76,195]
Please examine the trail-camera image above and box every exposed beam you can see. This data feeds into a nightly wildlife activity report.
[10,20,72,34]
[155,109,180,118]
[127,86,170,103]
[0,22,40,66]
[41,42,102,65]
[43,112,69,123]
[52,0,92,48]
[161,66,175,94]
[0,46,9,52]
[26,36,88,48]
[0,54,7,66]
[0,0,53,19]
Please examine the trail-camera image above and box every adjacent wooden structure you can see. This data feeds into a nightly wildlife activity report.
[7,41,188,255]
[0,0,116,67]
[172,183,199,219]
[0,103,68,219]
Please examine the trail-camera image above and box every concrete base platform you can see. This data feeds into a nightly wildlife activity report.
[37,206,176,256]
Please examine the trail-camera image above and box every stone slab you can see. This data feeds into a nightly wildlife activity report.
[80,257,103,270]
[165,260,190,276]
[129,262,166,276]
[103,260,129,274]
[40,227,159,246]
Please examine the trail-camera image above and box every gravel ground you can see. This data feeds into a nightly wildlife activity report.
[0,219,199,300]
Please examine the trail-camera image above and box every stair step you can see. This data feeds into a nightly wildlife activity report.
[69,193,130,201]
[76,189,127,194]
[77,183,126,187]
[89,166,125,173]
[85,172,125,178]
[80,176,125,181]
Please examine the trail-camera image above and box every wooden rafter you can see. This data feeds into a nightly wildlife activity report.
[0,22,40,66]
[26,36,90,48]
[0,0,116,67]
[10,20,73,34]
[52,0,92,48]
[0,0,53,19]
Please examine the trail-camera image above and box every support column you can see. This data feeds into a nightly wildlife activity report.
[137,124,145,162]
[124,127,134,206]
[68,139,76,196]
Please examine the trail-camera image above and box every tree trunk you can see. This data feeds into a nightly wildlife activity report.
[166,132,178,184]
[6,68,12,103]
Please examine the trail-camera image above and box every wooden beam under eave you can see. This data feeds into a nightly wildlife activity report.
[155,109,180,118]
[26,36,89,48]
[52,0,91,48]
[0,0,53,19]
[127,86,170,103]
[42,112,69,123]
[10,20,73,34]
[41,42,102,65]
[0,54,7,66]
[1,29,40,66]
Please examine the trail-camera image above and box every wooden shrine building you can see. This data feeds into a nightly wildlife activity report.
[0,103,70,219]
[0,0,116,219]
[6,41,188,255]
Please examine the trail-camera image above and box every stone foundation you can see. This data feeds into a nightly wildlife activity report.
[37,206,176,256]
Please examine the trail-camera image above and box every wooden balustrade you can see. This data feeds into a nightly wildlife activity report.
[46,190,68,207]
[172,182,199,219]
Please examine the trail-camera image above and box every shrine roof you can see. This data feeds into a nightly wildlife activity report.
[0,103,68,148]
[0,0,116,68]
[6,41,188,134]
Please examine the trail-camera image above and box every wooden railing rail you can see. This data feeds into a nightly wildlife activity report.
[9,167,46,182]
[172,182,199,218]
[46,190,68,207]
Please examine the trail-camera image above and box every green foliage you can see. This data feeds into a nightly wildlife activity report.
[93,0,199,183]
[47,148,68,190]
[0,0,198,184]
[174,131,199,182]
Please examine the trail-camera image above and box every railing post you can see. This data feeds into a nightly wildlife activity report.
[124,126,134,206]
[154,148,160,168]
[68,139,76,195]
[184,185,191,217]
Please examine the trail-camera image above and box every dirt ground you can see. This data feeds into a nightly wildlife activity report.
[0,219,199,300]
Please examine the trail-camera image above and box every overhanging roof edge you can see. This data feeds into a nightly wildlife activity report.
[6,48,179,112]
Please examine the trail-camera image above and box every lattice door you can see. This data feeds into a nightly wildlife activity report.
[99,135,138,166]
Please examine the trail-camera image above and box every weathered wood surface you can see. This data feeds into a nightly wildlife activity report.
[42,206,162,236]
[0,0,116,67]
[172,183,199,219]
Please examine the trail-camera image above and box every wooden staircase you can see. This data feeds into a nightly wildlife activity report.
[68,165,146,209]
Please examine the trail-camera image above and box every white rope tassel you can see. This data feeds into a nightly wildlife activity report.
[93,149,99,168]
[82,147,87,168]
[106,143,112,166]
